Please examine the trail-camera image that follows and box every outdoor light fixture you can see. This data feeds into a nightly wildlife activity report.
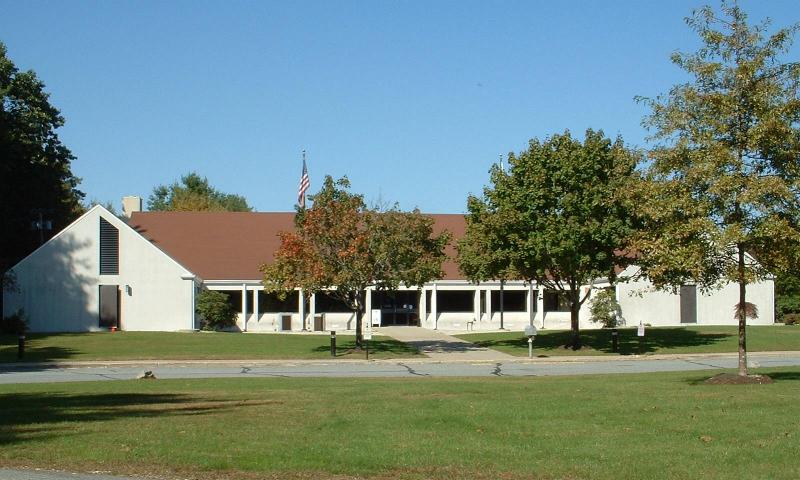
[525,324,538,358]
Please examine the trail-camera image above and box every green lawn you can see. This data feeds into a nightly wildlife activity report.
[0,369,798,479]
[456,325,800,356]
[0,331,420,363]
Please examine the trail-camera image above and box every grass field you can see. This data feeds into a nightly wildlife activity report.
[0,331,420,363]
[0,369,798,479]
[456,325,800,356]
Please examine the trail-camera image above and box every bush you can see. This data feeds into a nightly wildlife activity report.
[590,289,621,328]
[1,309,29,335]
[196,290,238,330]
[783,314,800,326]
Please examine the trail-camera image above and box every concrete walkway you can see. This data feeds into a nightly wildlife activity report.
[376,326,516,360]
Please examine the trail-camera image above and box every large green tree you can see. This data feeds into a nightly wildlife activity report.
[0,42,84,277]
[147,172,252,212]
[633,2,800,376]
[261,176,450,347]
[458,130,639,348]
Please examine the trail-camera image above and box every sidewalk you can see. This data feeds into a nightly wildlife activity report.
[376,326,517,361]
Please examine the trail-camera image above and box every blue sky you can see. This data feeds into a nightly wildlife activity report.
[2,0,798,213]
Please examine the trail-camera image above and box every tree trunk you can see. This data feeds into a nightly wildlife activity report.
[737,245,748,376]
[354,294,363,350]
[355,308,363,349]
[569,288,581,350]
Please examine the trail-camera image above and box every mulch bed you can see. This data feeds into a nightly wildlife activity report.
[703,373,774,385]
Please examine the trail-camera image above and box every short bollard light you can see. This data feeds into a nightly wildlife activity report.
[611,328,619,353]
[18,334,25,360]
[330,330,337,357]
[524,324,538,359]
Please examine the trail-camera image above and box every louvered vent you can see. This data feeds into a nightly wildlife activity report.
[99,217,119,275]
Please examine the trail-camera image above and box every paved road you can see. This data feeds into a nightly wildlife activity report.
[2,353,799,384]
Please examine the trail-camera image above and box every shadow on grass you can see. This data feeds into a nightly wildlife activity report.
[0,391,273,446]
[0,334,80,366]
[312,338,420,357]
[469,328,733,355]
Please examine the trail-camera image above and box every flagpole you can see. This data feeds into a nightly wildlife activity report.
[298,149,310,209]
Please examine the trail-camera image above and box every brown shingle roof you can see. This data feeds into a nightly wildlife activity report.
[129,212,466,281]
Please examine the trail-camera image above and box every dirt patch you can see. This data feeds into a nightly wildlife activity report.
[1,462,554,480]
[703,373,774,385]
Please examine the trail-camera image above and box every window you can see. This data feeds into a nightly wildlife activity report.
[223,290,244,314]
[491,290,528,312]
[259,291,299,313]
[99,217,119,275]
[426,290,432,313]
[543,290,572,312]
[437,290,474,312]
[315,292,355,313]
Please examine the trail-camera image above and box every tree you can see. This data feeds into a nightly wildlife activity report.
[458,130,639,349]
[633,2,800,376]
[147,172,252,212]
[0,42,84,281]
[589,289,622,329]
[776,272,800,320]
[196,289,237,330]
[261,176,450,347]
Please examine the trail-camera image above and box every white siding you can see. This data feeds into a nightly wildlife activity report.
[3,206,195,332]
[616,266,774,327]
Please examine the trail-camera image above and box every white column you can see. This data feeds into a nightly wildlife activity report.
[241,283,247,332]
[432,283,438,330]
[298,289,305,330]
[190,281,196,330]
[365,287,372,327]
[527,282,534,326]
[310,292,317,330]
[486,288,493,324]
[253,287,259,328]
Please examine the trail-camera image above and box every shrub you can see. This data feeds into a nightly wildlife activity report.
[196,290,237,330]
[590,289,621,328]
[1,309,29,335]
[783,314,800,326]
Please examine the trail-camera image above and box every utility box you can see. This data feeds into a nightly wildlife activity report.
[371,309,382,327]
[313,314,325,332]
[279,314,292,332]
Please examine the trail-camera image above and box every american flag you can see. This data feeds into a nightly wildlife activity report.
[298,152,310,208]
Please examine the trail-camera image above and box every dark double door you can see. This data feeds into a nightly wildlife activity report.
[374,290,419,326]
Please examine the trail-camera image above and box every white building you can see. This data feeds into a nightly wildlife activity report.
[3,201,775,332]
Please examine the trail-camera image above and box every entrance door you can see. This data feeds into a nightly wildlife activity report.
[375,290,419,326]
[99,285,120,329]
[680,285,697,324]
